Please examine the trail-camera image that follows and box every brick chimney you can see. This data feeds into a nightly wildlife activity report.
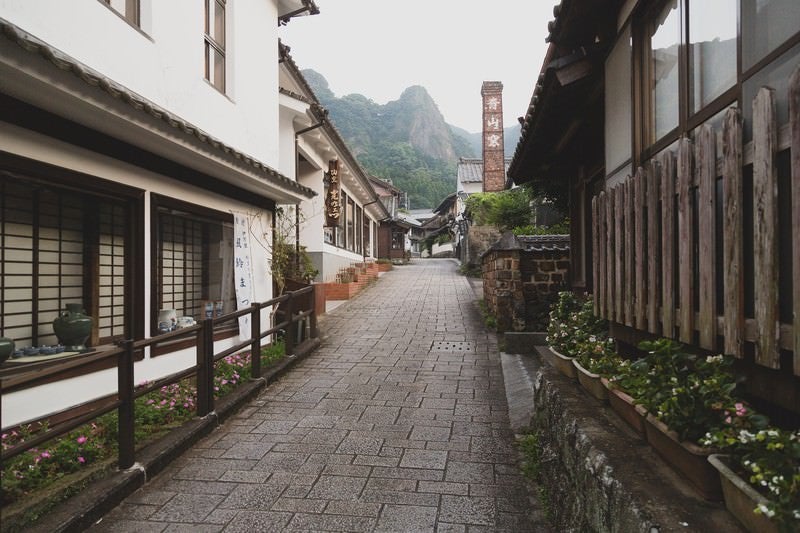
[481,81,505,192]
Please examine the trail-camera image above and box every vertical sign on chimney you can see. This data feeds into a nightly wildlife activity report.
[481,81,505,192]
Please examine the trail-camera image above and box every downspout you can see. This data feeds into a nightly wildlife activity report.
[294,119,326,273]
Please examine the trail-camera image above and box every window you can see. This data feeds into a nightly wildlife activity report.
[638,0,739,154]
[355,205,363,255]
[391,229,404,250]
[204,0,226,92]
[1,176,131,349]
[336,192,346,248]
[346,197,355,252]
[363,217,370,258]
[605,26,632,173]
[102,0,140,26]
[742,0,800,71]
[152,196,235,332]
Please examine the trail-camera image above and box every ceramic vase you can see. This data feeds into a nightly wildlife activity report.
[52,303,93,350]
[0,336,14,364]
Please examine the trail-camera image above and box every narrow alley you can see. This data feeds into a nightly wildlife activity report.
[89,259,548,532]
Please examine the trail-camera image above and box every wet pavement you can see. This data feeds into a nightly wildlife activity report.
[90,259,547,532]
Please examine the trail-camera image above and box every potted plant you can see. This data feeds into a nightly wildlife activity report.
[544,292,607,380]
[635,341,747,500]
[572,336,619,402]
[603,358,650,438]
[704,425,798,532]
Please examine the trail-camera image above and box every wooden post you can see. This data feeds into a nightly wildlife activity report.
[790,67,800,376]
[606,188,615,320]
[117,340,135,470]
[310,285,318,340]
[598,192,607,319]
[284,293,295,356]
[723,107,744,358]
[624,177,634,327]
[635,167,647,330]
[592,196,599,315]
[196,318,214,416]
[697,124,717,350]
[647,159,661,334]
[752,87,779,369]
[678,137,694,344]
[250,303,261,379]
[661,150,676,338]
[615,184,624,323]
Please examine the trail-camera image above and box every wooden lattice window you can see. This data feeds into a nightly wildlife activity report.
[0,177,129,348]
[153,197,235,332]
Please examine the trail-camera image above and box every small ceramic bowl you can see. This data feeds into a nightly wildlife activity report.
[23,346,40,356]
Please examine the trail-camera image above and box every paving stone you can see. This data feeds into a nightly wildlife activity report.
[149,493,224,522]
[222,511,293,533]
[439,494,496,526]
[399,448,448,469]
[91,261,545,532]
[307,475,367,500]
[375,504,437,532]
[163,524,222,532]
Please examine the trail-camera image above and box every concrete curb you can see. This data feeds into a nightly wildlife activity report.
[27,337,321,533]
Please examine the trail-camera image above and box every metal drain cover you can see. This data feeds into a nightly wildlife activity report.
[431,341,475,353]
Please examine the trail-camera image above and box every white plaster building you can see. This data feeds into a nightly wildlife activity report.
[278,45,389,282]
[0,0,319,427]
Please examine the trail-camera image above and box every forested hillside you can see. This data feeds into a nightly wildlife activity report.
[303,69,476,209]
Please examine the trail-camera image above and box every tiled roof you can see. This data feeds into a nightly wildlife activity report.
[517,234,570,252]
[0,19,316,199]
[457,157,512,184]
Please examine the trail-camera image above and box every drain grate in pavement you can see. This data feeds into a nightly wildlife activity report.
[430,341,475,353]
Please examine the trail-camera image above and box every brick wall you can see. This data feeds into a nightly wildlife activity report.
[482,233,570,332]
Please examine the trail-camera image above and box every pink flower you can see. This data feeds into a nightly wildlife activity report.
[76,436,87,445]
[78,456,85,464]
[1,433,7,440]
[725,416,732,424]
[40,451,51,459]
[221,379,228,386]
[735,403,747,416]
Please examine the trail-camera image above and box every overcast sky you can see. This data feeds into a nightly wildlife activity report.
[279,1,559,133]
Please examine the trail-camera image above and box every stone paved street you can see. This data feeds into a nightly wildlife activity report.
[90,259,547,532]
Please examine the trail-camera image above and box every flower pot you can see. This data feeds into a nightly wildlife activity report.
[52,303,93,350]
[0,337,14,364]
[602,378,647,438]
[540,346,577,380]
[573,359,608,402]
[644,414,722,500]
[708,454,778,533]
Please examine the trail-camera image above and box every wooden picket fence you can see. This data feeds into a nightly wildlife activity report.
[592,69,800,377]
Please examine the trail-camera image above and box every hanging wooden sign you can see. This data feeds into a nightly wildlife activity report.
[325,159,341,227]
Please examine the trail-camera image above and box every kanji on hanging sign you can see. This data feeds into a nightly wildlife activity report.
[325,159,341,227]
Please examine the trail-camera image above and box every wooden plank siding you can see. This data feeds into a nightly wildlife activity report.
[677,137,694,344]
[592,195,599,315]
[661,150,676,338]
[790,67,800,376]
[634,167,647,331]
[752,88,779,369]
[723,108,744,358]
[647,159,661,335]
[590,80,798,376]
[697,125,717,350]
[625,178,634,327]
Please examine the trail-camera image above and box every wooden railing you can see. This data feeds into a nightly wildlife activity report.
[0,285,317,469]
[592,71,800,377]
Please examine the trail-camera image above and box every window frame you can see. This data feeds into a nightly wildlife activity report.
[100,0,140,27]
[0,155,144,352]
[204,0,226,93]
[149,194,237,352]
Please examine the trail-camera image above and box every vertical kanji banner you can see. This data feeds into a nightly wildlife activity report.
[233,212,254,337]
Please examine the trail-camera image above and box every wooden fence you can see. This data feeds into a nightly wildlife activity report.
[0,285,317,469]
[592,71,800,377]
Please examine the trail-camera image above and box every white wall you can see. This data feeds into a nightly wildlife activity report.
[0,120,275,427]
[0,0,281,167]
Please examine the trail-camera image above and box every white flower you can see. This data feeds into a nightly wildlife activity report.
[756,504,776,518]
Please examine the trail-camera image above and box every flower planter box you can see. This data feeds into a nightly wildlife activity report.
[573,359,608,402]
[540,346,577,380]
[644,414,722,500]
[708,454,778,533]
[601,378,647,439]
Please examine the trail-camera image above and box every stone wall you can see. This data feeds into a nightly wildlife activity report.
[465,225,501,268]
[482,233,570,332]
